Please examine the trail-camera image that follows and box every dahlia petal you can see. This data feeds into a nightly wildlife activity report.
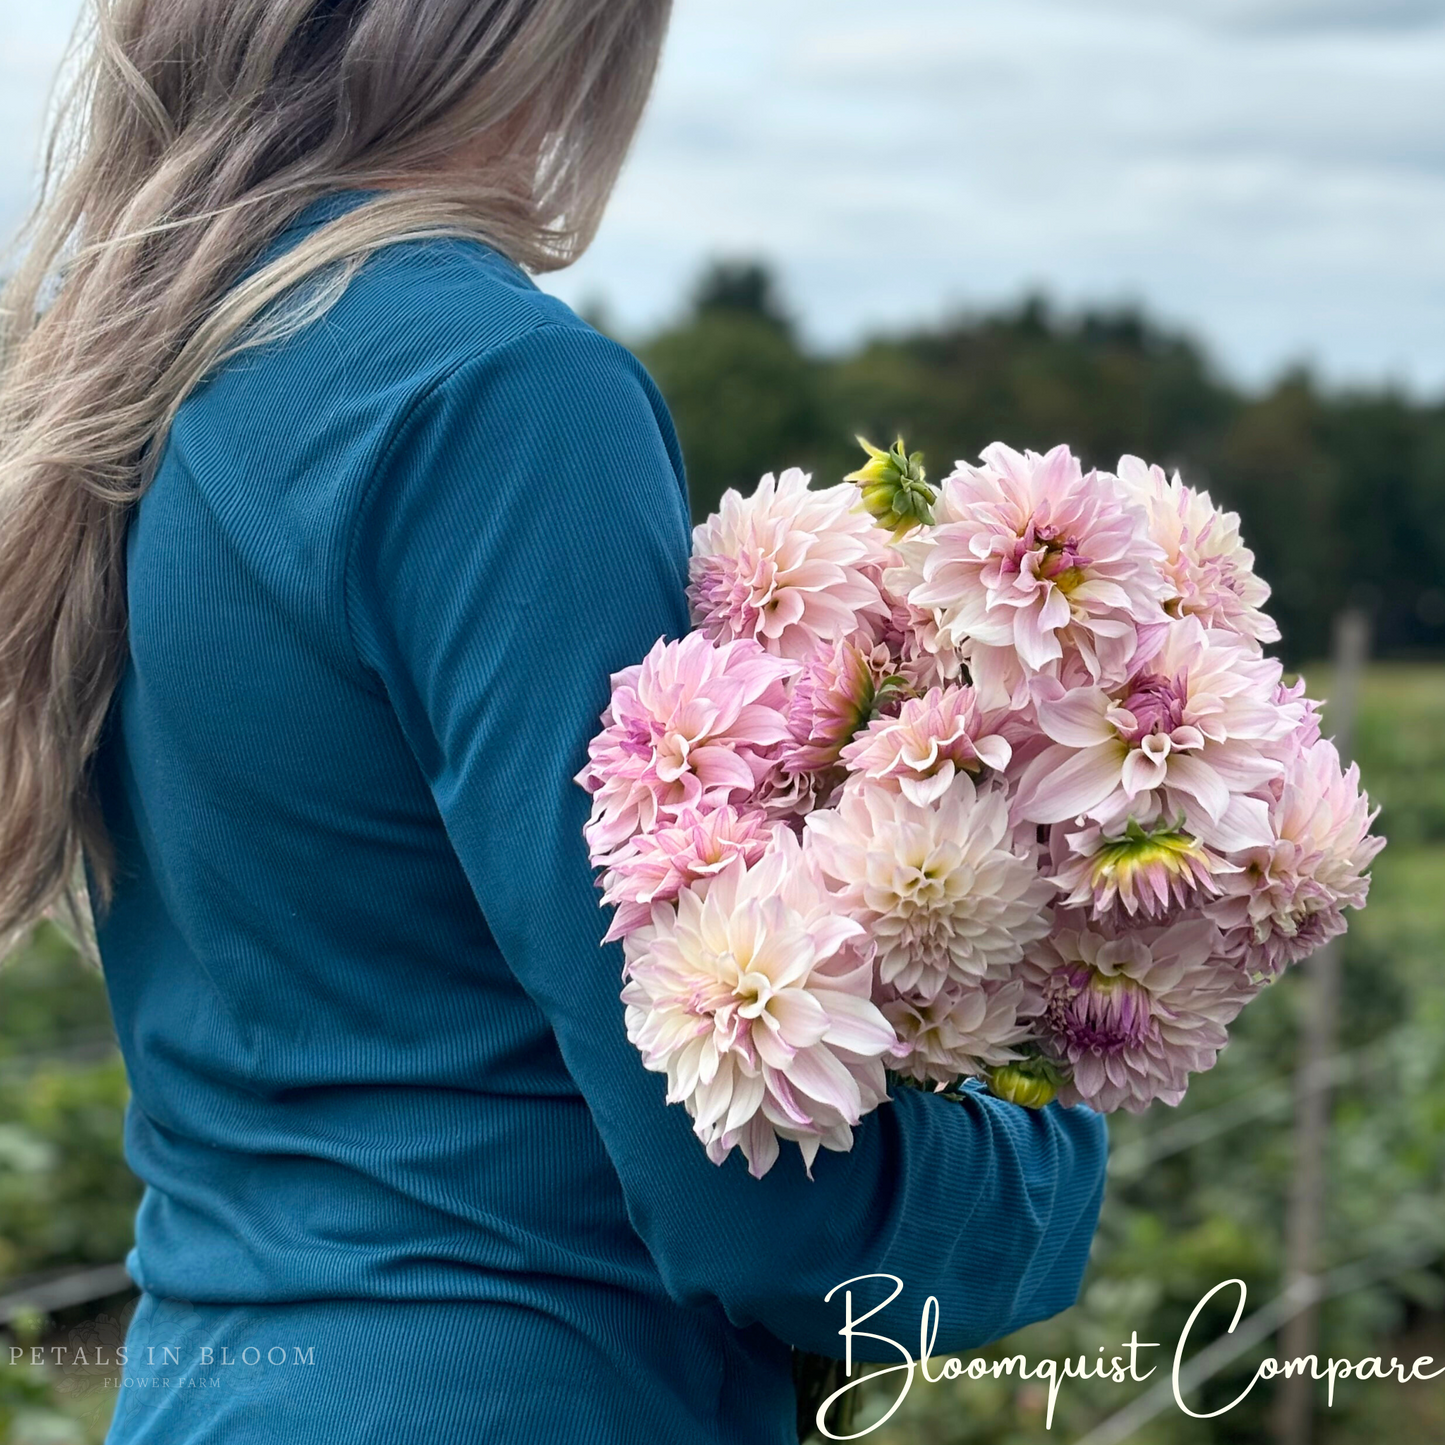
[722,1067,768,1136]
[788,1046,864,1120]
[1019,743,1125,824]
[813,991,901,1055]
[1122,748,1168,798]
[977,737,1013,774]
[1165,753,1231,819]
[1037,687,1117,748]
[767,989,833,1049]
[687,746,761,793]
[740,1117,781,1179]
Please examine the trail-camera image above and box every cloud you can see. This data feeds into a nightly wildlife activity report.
[3,0,1444,390]
[1084,0,1445,35]
[540,0,1445,390]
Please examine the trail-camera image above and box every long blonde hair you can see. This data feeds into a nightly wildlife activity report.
[0,0,672,959]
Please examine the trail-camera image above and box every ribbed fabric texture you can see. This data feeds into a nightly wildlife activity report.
[91,193,1109,1445]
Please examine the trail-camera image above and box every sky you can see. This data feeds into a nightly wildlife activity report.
[4,0,1444,392]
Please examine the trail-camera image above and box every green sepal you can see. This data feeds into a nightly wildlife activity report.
[846,435,937,538]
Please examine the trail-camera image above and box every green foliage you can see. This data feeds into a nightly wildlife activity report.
[692,260,794,331]
[0,1358,88,1445]
[0,928,137,1283]
[1314,664,1445,847]
[0,1056,138,1283]
[0,931,114,1065]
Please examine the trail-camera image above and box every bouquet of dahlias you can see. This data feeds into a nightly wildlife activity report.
[577,439,1384,1179]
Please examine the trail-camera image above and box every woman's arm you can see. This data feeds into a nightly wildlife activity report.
[345,319,1108,1360]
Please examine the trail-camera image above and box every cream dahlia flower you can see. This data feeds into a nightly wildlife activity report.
[1115,455,1279,650]
[884,976,1030,1088]
[576,633,795,863]
[840,684,1012,806]
[621,828,899,1179]
[1209,736,1385,979]
[689,469,890,661]
[804,774,1054,1002]
[1015,616,1301,853]
[1021,915,1253,1113]
[896,443,1170,710]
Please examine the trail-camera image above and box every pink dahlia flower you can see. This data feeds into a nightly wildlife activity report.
[871,582,965,691]
[1021,915,1252,1113]
[884,976,1030,1088]
[620,829,899,1179]
[751,767,843,825]
[597,805,772,943]
[1050,818,1233,922]
[780,637,882,775]
[804,774,1054,1002]
[1209,736,1385,978]
[1266,677,1323,758]
[897,443,1170,710]
[1115,455,1280,650]
[840,684,1012,806]
[1015,616,1301,853]
[576,633,795,863]
[688,469,890,661]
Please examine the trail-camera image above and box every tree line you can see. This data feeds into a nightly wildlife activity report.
[632,263,1445,665]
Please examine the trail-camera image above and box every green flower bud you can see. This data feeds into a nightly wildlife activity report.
[987,1055,1068,1110]
[846,436,936,538]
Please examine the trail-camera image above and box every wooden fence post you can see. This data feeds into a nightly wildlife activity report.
[1273,608,1371,1445]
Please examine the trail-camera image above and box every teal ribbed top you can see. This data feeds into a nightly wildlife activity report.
[90,194,1108,1443]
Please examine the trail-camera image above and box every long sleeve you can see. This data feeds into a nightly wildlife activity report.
[344,320,1109,1361]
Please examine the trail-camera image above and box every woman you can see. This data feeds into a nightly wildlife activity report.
[0,2,1108,1441]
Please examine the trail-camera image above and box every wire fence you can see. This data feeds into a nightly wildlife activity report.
[0,1262,135,1327]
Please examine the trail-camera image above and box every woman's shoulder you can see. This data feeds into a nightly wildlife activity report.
[329,234,685,489]
[152,227,688,687]
[282,230,630,404]
[171,225,679,504]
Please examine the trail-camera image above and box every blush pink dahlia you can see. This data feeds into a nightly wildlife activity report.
[688,469,889,661]
[780,638,882,775]
[597,805,772,943]
[1115,455,1279,650]
[1050,818,1232,922]
[898,443,1170,710]
[1266,678,1323,756]
[1209,736,1385,979]
[620,829,899,1179]
[576,633,795,862]
[840,684,1012,806]
[751,767,841,825]
[1021,916,1252,1113]
[804,774,1054,1001]
[838,684,1017,809]
[884,977,1030,1088]
[873,585,965,690]
[1016,616,1301,853]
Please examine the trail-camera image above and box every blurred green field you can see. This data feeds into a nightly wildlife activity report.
[2,664,1443,1445]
